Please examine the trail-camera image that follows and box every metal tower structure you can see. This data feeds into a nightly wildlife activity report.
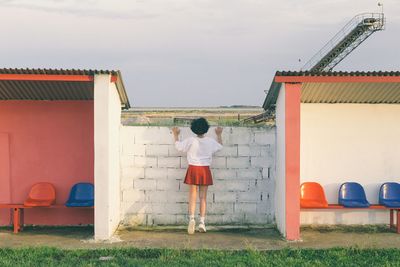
[301,13,385,72]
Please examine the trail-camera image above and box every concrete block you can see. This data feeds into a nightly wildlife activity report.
[226,157,250,168]
[122,189,146,202]
[167,192,188,203]
[164,203,187,214]
[145,168,168,179]
[260,144,273,158]
[211,157,227,169]
[158,157,181,168]
[156,179,180,191]
[134,127,175,145]
[262,167,272,179]
[134,156,157,168]
[145,191,170,203]
[214,146,238,157]
[121,177,134,191]
[121,213,147,226]
[236,169,261,179]
[121,202,152,215]
[133,179,156,190]
[238,145,266,157]
[122,167,145,179]
[238,192,262,202]
[234,203,257,214]
[146,144,169,156]
[213,192,237,203]
[212,169,236,180]
[254,130,275,145]
[167,168,187,179]
[124,144,146,156]
[178,181,189,192]
[208,203,234,215]
[151,214,177,225]
[213,180,250,192]
[256,202,272,214]
[250,157,269,168]
[223,127,252,145]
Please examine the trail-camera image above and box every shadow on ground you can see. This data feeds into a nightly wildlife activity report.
[1,225,400,250]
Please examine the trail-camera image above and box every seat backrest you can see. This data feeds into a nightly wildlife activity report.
[379,182,400,201]
[28,182,56,200]
[339,182,367,201]
[69,183,94,201]
[300,182,328,202]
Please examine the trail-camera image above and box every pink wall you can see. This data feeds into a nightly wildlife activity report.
[0,101,94,225]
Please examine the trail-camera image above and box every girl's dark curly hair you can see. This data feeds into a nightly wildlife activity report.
[190,117,210,135]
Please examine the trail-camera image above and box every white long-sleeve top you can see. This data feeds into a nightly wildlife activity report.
[175,136,223,166]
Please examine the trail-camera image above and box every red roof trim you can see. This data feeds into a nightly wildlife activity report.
[0,74,94,82]
[275,76,400,83]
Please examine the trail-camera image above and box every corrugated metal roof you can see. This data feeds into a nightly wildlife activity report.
[302,82,400,104]
[0,68,117,75]
[263,71,400,110]
[275,70,400,77]
[0,68,130,109]
[0,80,93,100]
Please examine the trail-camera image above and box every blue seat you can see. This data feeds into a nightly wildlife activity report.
[65,183,94,207]
[338,182,370,208]
[379,182,400,208]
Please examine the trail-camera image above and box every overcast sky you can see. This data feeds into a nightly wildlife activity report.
[1,0,399,107]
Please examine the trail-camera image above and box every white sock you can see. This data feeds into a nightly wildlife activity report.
[200,217,205,224]
[189,215,195,221]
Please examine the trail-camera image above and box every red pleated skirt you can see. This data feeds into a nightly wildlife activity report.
[184,165,213,185]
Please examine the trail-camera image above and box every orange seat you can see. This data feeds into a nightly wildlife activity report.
[300,182,328,208]
[24,182,56,207]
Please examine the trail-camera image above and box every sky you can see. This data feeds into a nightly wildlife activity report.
[1,0,399,107]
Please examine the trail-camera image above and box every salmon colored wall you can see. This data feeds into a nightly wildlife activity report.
[0,101,94,225]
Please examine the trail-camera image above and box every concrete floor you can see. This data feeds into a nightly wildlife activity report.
[1,225,400,250]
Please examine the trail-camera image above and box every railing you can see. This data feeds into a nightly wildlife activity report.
[301,13,385,72]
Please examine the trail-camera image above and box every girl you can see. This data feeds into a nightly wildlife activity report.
[172,118,223,234]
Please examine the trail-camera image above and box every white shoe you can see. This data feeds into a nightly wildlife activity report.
[198,223,206,233]
[188,219,195,235]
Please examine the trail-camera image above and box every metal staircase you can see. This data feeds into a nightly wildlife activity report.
[301,13,385,72]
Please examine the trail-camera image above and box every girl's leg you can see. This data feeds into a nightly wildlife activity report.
[188,185,198,218]
[199,185,208,218]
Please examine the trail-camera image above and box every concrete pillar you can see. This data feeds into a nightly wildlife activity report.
[94,74,121,240]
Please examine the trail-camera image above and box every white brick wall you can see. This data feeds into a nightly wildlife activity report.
[120,126,275,226]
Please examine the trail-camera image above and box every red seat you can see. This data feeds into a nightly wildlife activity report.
[300,182,328,208]
[24,182,56,207]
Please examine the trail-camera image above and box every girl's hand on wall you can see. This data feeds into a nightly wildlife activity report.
[215,127,223,136]
[172,127,180,136]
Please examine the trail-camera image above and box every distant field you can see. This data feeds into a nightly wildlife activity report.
[121,107,273,126]
[1,247,400,266]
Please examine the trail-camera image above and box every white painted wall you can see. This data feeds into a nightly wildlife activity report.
[120,126,275,226]
[275,84,286,235]
[301,104,400,224]
[94,75,122,239]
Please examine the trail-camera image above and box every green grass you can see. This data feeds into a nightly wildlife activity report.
[1,247,400,267]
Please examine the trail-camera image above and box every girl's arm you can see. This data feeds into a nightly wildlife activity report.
[215,127,223,145]
[172,127,180,142]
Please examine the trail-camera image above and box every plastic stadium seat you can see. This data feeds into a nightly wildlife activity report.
[65,183,94,207]
[300,182,329,208]
[24,182,56,207]
[379,182,400,208]
[338,182,370,208]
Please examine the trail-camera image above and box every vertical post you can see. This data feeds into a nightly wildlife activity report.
[13,208,19,233]
[390,209,394,228]
[94,74,122,240]
[285,83,301,241]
